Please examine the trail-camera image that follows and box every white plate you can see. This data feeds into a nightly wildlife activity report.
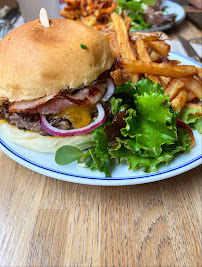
[0,52,201,186]
[131,0,186,32]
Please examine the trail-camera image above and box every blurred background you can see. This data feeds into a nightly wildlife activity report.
[0,0,201,31]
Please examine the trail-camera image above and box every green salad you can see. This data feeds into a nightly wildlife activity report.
[115,0,175,31]
[178,107,202,134]
[115,0,155,30]
[55,78,193,177]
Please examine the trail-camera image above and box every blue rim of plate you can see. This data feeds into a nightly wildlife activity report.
[0,51,201,184]
[0,137,201,181]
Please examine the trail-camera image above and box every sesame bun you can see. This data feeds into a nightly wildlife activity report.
[0,19,113,102]
[0,122,94,153]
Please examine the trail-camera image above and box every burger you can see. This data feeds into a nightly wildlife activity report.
[0,18,114,153]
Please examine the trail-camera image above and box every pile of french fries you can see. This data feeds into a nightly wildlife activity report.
[60,0,116,27]
[103,13,202,113]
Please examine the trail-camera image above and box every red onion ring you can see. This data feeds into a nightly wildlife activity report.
[101,78,115,102]
[40,103,106,137]
[176,118,195,147]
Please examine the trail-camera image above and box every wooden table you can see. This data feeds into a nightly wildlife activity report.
[0,11,202,267]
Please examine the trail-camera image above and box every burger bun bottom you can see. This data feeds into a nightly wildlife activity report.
[0,123,94,153]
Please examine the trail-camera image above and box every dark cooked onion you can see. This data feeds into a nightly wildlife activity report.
[176,118,195,147]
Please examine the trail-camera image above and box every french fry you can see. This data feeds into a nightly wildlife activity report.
[95,3,117,16]
[168,60,181,65]
[110,69,127,86]
[136,37,159,83]
[106,32,121,58]
[136,37,151,62]
[184,103,202,114]
[150,50,162,62]
[165,78,186,101]
[159,76,171,89]
[61,0,116,25]
[186,91,197,102]
[196,67,202,78]
[171,90,188,111]
[195,69,202,83]
[111,13,138,83]
[194,74,202,83]
[80,15,97,26]
[125,16,133,32]
[60,9,80,19]
[184,78,202,99]
[109,13,201,115]
[129,32,171,43]
[115,58,198,78]
[111,13,136,60]
[148,41,170,56]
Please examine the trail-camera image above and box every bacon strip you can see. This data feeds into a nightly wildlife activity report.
[8,81,107,114]
[9,94,73,115]
[36,97,72,115]
[62,82,107,106]
[9,94,59,113]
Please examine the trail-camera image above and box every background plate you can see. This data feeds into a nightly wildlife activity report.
[0,52,201,186]
[130,0,186,32]
[60,1,186,33]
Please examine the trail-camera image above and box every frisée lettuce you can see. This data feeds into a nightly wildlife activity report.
[115,0,154,30]
[178,107,202,134]
[55,78,191,177]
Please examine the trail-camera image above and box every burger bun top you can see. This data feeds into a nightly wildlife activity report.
[0,19,113,101]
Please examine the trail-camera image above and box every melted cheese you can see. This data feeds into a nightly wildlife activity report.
[51,105,95,128]
[0,119,7,124]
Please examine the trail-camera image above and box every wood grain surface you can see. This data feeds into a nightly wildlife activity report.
[0,15,202,267]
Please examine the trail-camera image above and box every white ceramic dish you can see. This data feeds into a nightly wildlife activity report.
[136,0,186,32]
[0,52,201,186]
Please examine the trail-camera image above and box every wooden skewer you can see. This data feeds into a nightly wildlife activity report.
[40,8,50,27]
